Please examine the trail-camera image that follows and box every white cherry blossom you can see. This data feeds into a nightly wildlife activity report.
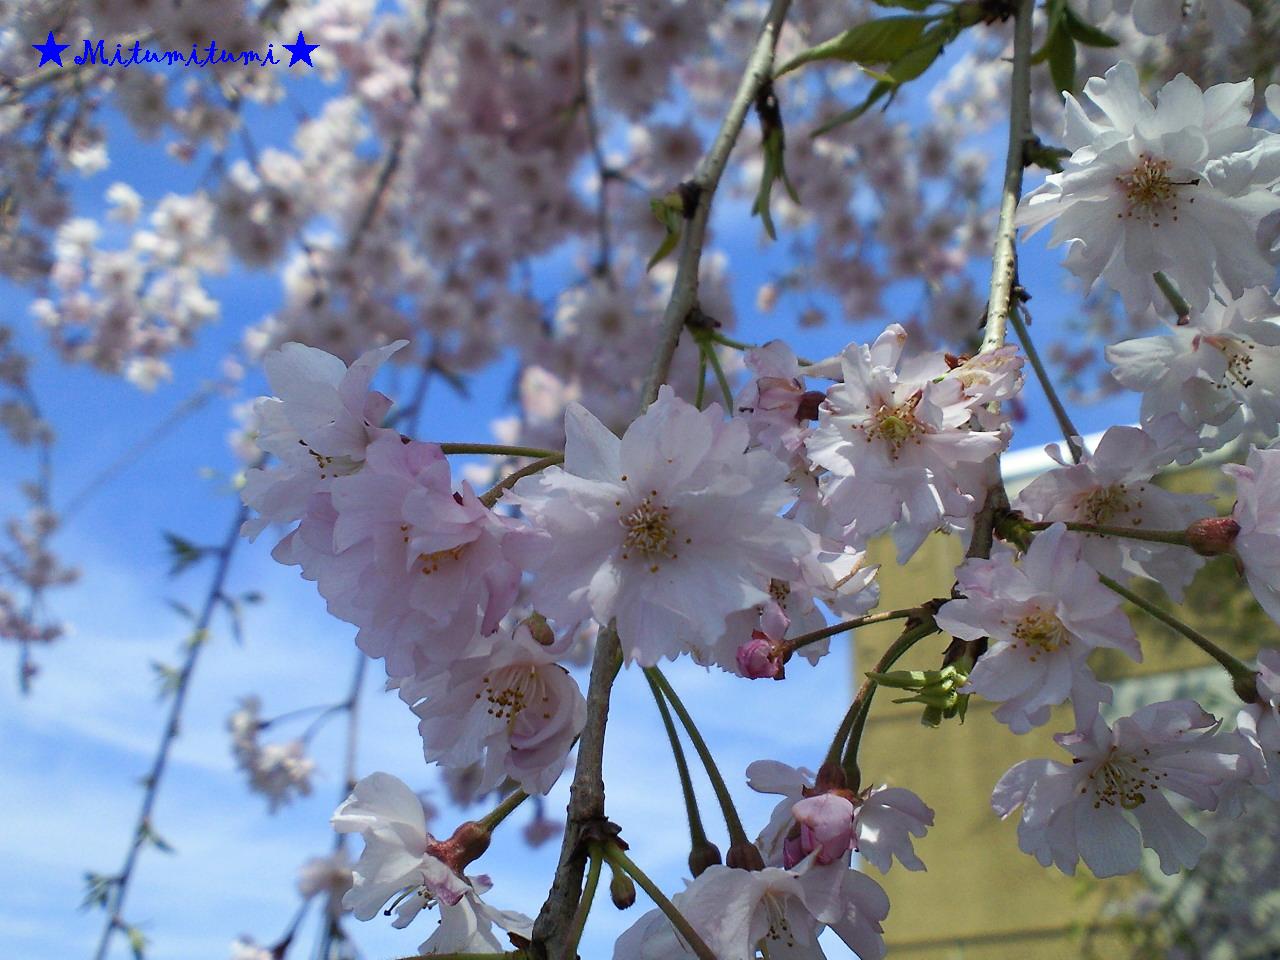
[1108,288,1280,451]
[993,700,1241,877]
[1017,62,1280,313]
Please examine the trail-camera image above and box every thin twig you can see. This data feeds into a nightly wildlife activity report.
[92,503,249,960]
[437,442,562,459]
[480,455,565,508]
[575,5,614,281]
[783,606,926,655]
[1028,520,1189,546]
[1008,303,1084,463]
[979,0,1035,354]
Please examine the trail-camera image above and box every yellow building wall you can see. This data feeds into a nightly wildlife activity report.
[853,465,1269,958]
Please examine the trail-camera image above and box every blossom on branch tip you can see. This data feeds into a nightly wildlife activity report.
[399,620,587,796]
[241,339,406,539]
[1014,425,1212,599]
[508,386,809,666]
[331,772,473,925]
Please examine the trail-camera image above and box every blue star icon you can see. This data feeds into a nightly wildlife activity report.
[282,31,319,68]
[31,30,70,68]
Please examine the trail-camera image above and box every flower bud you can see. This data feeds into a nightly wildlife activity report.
[1185,517,1240,557]
[424,820,491,873]
[608,863,636,909]
[725,840,765,871]
[736,633,786,680]
[796,390,826,421]
[687,838,722,877]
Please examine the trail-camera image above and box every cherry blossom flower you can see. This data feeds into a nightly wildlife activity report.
[227,696,315,812]
[509,386,810,666]
[1014,426,1212,598]
[735,339,823,471]
[806,325,1007,561]
[1223,446,1280,623]
[992,700,1241,877]
[241,340,406,539]
[613,855,890,960]
[748,760,934,874]
[400,621,587,796]
[297,849,354,918]
[317,433,521,675]
[332,772,471,925]
[1108,288,1280,451]
[937,524,1140,733]
[1017,62,1280,313]
[414,876,533,957]
[1234,649,1280,800]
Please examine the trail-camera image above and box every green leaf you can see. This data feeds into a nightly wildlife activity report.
[776,15,934,76]
[1063,6,1119,47]
[150,660,182,699]
[162,532,206,577]
[870,0,937,9]
[139,819,175,854]
[646,193,684,272]
[81,872,117,911]
[1046,24,1076,93]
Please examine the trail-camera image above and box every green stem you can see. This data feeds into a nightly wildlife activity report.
[1153,271,1191,322]
[694,348,708,409]
[476,787,529,833]
[1098,573,1252,682]
[564,845,602,959]
[1008,305,1084,463]
[830,618,939,783]
[437,443,562,459]
[645,667,750,849]
[601,845,717,960]
[710,329,815,366]
[479,454,565,508]
[701,337,735,409]
[1028,520,1189,547]
[784,606,926,655]
[643,670,710,847]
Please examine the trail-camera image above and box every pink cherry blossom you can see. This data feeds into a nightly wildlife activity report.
[1107,287,1280,451]
[241,340,405,539]
[993,700,1241,877]
[509,386,810,666]
[1224,446,1280,623]
[806,324,1007,561]
[937,523,1140,733]
[400,621,587,796]
[1014,425,1212,598]
[1234,648,1280,800]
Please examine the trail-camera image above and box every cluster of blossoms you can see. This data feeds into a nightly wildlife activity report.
[227,696,316,813]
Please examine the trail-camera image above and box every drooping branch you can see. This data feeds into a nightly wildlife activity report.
[91,502,249,960]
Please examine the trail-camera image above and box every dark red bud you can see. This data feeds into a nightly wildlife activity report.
[1185,517,1241,557]
[425,820,491,873]
[725,841,765,871]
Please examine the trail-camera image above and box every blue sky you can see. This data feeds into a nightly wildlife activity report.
[0,23,1143,960]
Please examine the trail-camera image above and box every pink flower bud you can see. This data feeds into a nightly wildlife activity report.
[736,632,785,680]
[784,793,855,868]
